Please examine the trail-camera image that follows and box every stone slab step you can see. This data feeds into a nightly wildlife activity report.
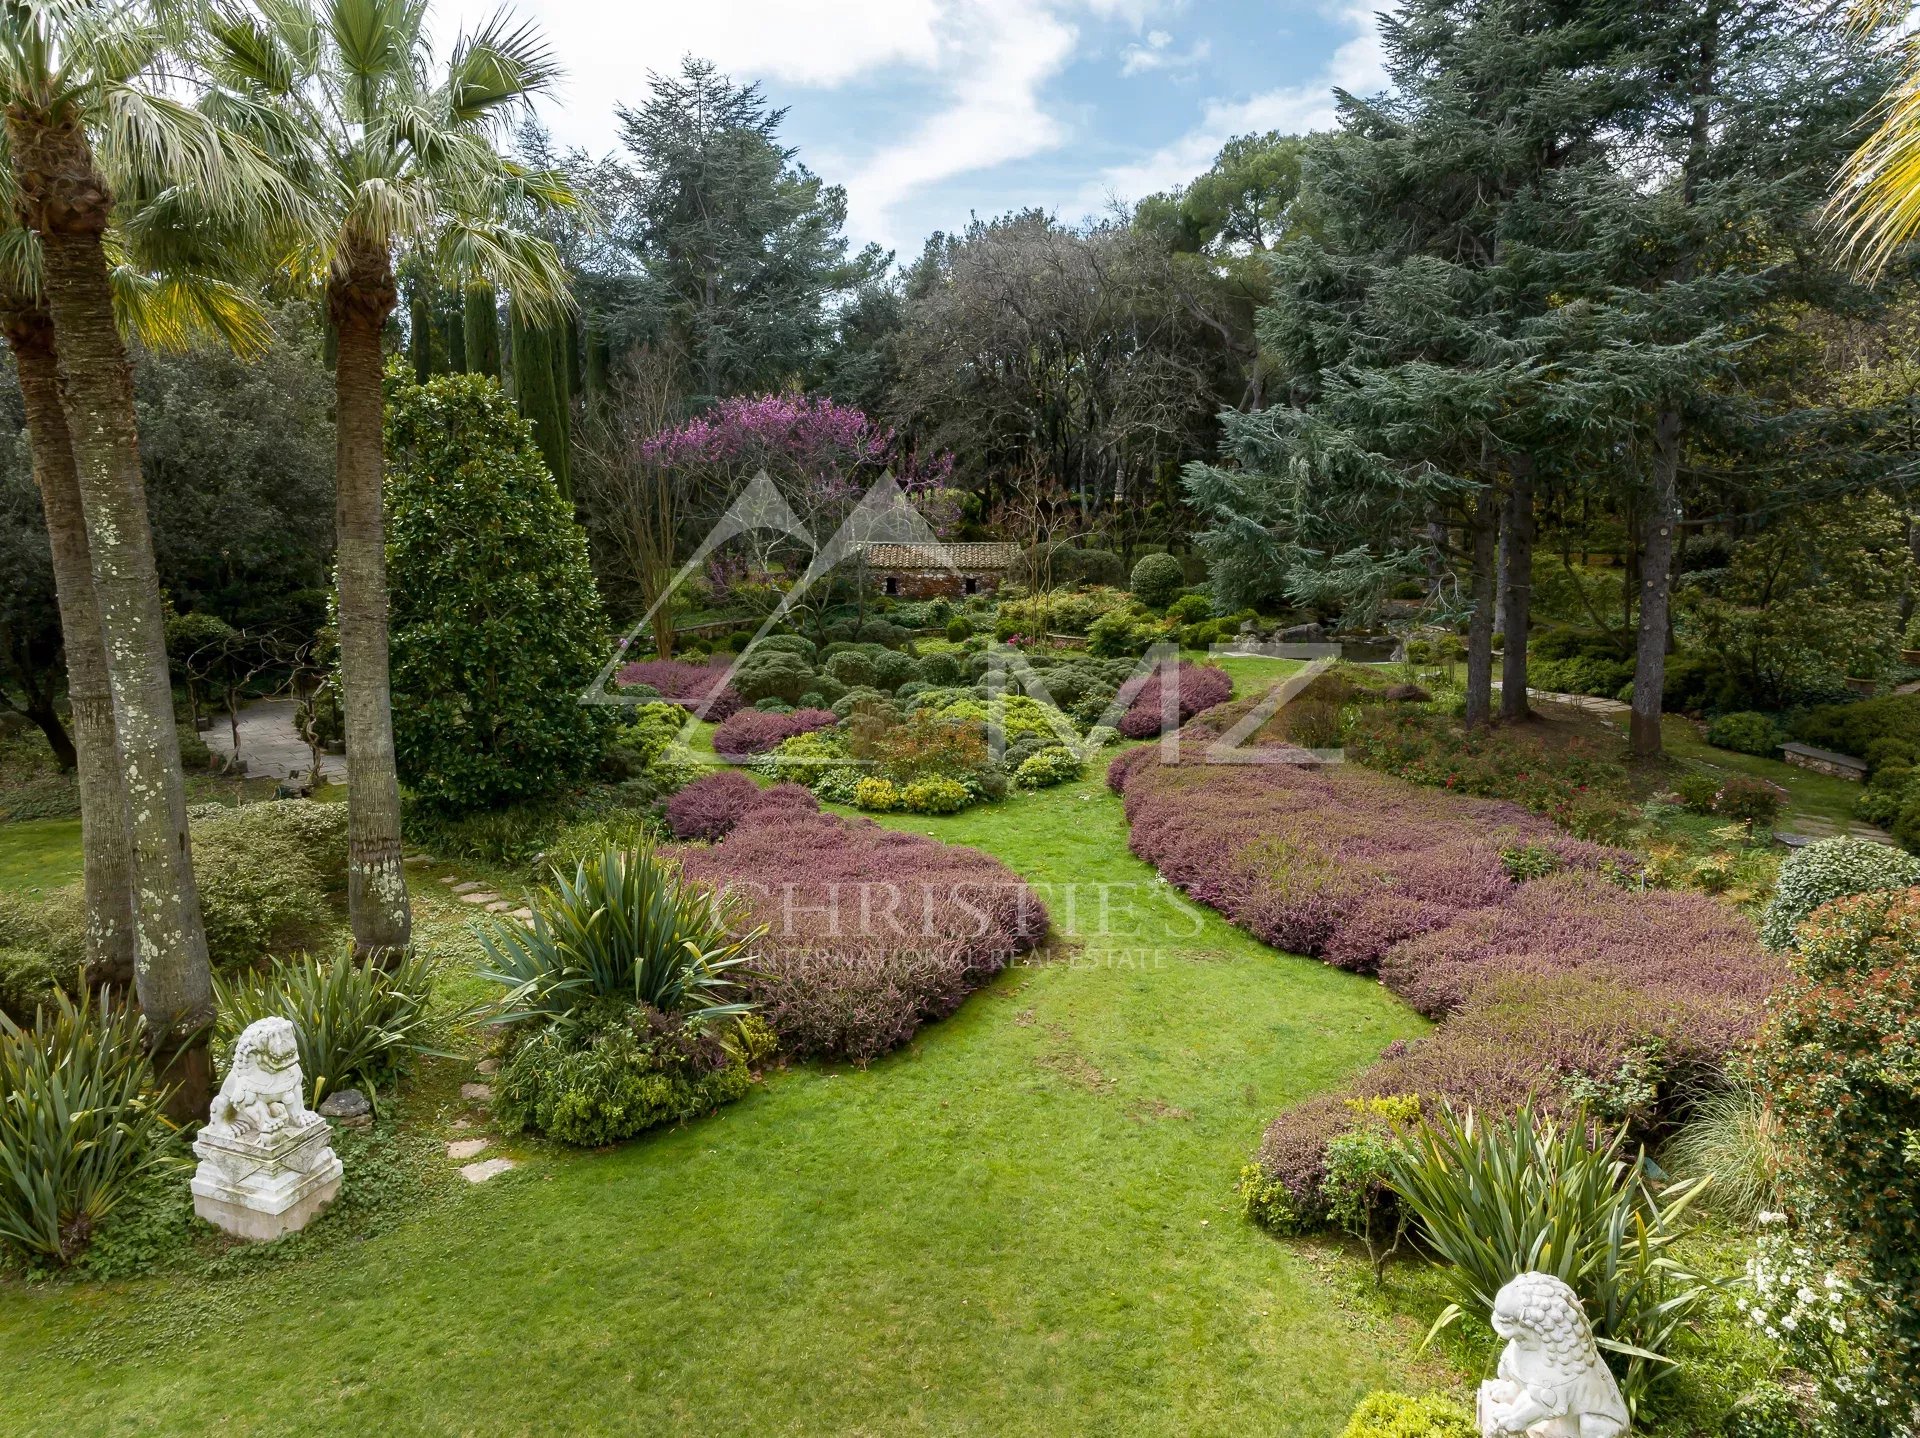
[460,1158,515,1184]
[447,1138,490,1161]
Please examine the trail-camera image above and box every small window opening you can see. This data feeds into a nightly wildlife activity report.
[885,576,900,596]
[963,576,979,596]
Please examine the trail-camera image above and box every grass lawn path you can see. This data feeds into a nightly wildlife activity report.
[0,765,1430,1436]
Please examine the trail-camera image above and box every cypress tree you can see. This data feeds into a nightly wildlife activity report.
[464,282,501,378]
[511,308,571,497]
[406,273,434,383]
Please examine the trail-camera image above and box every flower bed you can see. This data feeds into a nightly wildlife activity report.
[712,707,838,759]
[1110,734,1777,1231]
[675,807,1048,1062]
[615,658,744,721]
[1114,661,1233,738]
[1120,757,1624,972]
[665,771,819,842]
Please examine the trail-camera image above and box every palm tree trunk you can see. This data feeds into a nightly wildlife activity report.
[7,112,213,1115]
[1,298,136,990]
[329,243,411,961]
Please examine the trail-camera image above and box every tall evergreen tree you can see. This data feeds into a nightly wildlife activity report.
[465,282,502,378]
[616,57,883,401]
[1186,0,1641,724]
[511,308,571,497]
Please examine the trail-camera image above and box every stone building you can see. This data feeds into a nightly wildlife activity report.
[861,542,1020,600]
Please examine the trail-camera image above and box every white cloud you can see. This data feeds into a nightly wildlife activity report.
[1119,31,1209,78]
[430,0,944,155]
[1080,2,1385,212]
[843,0,1083,249]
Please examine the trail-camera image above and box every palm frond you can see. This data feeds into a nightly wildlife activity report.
[443,7,558,123]
[436,219,570,321]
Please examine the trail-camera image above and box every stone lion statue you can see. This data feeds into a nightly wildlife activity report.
[1477,1272,1630,1438]
[208,1016,319,1143]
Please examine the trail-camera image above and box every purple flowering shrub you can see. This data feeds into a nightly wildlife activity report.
[1114,661,1234,739]
[676,808,1048,1062]
[1112,742,1776,1230]
[665,771,819,841]
[616,658,743,721]
[712,707,838,759]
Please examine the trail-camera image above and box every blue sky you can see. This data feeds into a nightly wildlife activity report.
[435,1,1387,258]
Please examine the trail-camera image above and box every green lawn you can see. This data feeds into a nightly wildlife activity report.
[0,761,1434,1435]
[0,818,81,892]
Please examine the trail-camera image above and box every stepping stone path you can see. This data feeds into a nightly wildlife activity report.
[445,1077,519,1182]
[1780,815,1895,846]
[460,1158,516,1184]
[447,1138,490,1161]
[460,1082,492,1102]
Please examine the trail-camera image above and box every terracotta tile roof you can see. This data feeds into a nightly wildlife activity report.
[861,542,1021,571]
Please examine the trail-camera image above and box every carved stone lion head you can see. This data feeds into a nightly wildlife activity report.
[229,1016,301,1085]
[1491,1271,1601,1384]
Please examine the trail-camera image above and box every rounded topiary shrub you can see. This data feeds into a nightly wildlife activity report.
[385,374,608,814]
[1760,835,1920,950]
[1130,552,1185,610]
[1705,710,1782,756]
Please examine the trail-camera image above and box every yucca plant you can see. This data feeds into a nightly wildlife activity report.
[0,991,177,1265]
[214,948,440,1108]
[1386,1102,1709,1415]
[478,844,762,1030]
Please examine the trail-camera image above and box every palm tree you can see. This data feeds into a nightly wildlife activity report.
[194,0,575,961]
[0,210,273,999]
[1831,3,1920,270]
[0,0,294,1112]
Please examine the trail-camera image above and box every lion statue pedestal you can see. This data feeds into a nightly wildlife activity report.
[191,1016,343,1242]
[1477,1272,1631,1438]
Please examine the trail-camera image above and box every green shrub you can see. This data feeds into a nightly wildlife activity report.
[1385,1103,1709,1415]
[734,649,816,705]
[945,616,972,643]
[1752,887,1920,1423]
[1086,605,1168,658]
[479,845,760,1030]
[214,947,438,1107]
[0,889,86,1022]
[898,777,970,814]
[1497,842,1561,881]
[1705,711,1782,756]
[404,801,566,866]
[1337,1392,1476,1438]
[384,374,610,814]
[1165,592,1213,625]
[1675,772,1722,815]
[1715,775,1783,833]
[0,991,176,1265]
[853,776,902,812]
[1530,655,1634,699]
[1758,835,1920,949]
[752,633,816,662]
[1797,693,1920,778]
[1130,552,1185,609]
[496,1008,770,1147]
[1013,746,1083,789]
[189,800,349,966]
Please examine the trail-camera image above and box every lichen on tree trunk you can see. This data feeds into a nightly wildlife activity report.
[2,297,136,990]
[330,242,413,962]
[7,107,212,1114]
